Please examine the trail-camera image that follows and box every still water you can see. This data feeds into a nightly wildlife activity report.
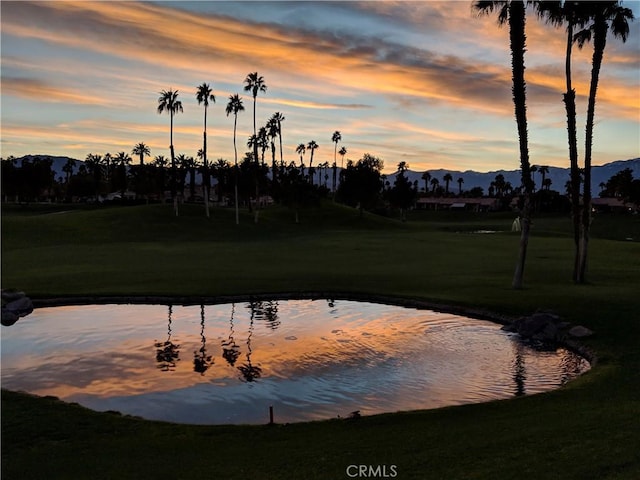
[0,300,589,424]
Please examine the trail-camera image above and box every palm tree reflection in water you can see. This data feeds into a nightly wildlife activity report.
[193,305,213,375]
[512,341,526,396]
[154,305,180,371]
[238,303,262,382]
[252,300,280,330]
[221,303,241,367]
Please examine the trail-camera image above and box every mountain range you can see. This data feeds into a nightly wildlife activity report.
[10,155,640,195]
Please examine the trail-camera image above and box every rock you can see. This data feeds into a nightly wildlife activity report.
[4,296,34,317]
[1,310,19,326]
[568,325,594,338]
[1,289,26,302]
[517,314,551,338]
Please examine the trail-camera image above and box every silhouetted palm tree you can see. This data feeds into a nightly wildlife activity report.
[338,146,347,169]
[332,131,342,193]
[271,112,285,166]
[538,2,592,283]
[443,173,453,194]
[307,140,318,183]
[296,143,306,169]
[421,171,431,193]
[226,94,245,225]
[457,177,464,195]
[574,1,634,283]
[131,143,149,167]
[196,83,216,218]
[243,72,267,165]
[475,0,535,289]
[157,89,183,216]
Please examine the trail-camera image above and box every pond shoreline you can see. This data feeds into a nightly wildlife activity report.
[29,291,597,366]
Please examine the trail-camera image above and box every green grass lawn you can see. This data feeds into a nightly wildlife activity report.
[2,202,640,479]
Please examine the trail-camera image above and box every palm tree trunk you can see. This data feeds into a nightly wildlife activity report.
[233,115,239,226]
[203,107,210,218]
[170,113,178,217]
[563,20,582,282]
[578,18,607,283]
[509,0,533,290]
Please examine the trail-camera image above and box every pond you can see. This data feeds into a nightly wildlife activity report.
[0,300,590,425]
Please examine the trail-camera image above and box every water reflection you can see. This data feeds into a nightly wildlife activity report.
[221,303,241,367]
[193,305,213,375]
[238,303,262,382]
[154,305,180,372]
[0,300,591,425]
[512,341,526,397]
[250,301,280,330]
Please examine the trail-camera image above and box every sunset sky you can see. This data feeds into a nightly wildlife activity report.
[1,1,638,174]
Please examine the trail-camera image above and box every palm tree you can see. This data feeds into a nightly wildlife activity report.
[243,72,267,222]
[157,89,183,216]
[332,131,342,193]
[338,146,347,168]
[114,151,132,199]
[131,142,150,166]
[85,153,103,201]
[267,116,279,184]
[257,127,269,165]
[226,94,245,225]
[243,72,267,165]
[475,0,535,289]
[307,140,318,184]
[538,1,595,283]
[430,177,439,193]
[443,173,453,194]
[457,177,464,195]
[537,165,549,189]
[296,143,306,168]
[574,1,634,283]
[271,112,285,166]
[196,82,216,218]
[421,171,431,193]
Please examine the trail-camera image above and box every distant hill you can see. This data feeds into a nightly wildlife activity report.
[390,158,640,195]
[10,154,640,195]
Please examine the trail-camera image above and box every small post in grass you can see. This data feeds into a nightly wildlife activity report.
[269,405,274,425]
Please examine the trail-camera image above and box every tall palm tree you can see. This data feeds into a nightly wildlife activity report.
[421,171,431,194]
[196,83,216,218]
[267,116,279,184]
[131,142,150,166]
[457,177,464,195]
[85,153,103,201]
[257,127,269,164]
[271,112,285,166]
[338,146,347,168]
[243,72,267,165]
[226,94,245,225]
[331,131,342,193]
[243,72,267,222]
[114,151,132,199]
[475,0,534,289]
[443,173,453,194]
[296,143,306,168]
[574,1,633,283]
[537,1,591,282]
[307,140,318,184]
[157,89,183,216]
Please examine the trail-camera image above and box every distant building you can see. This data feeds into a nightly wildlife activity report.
[415,197,500,212]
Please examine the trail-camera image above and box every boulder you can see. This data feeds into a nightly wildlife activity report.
[1,310,19,326]
[517,313,553,338]
[568,325,594,338]
[4,296,34,317]
[1,289,26,302]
